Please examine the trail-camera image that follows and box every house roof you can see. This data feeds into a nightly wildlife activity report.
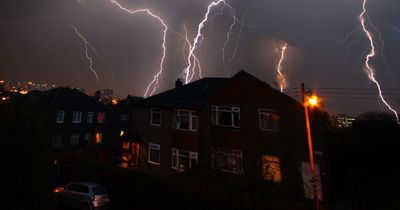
[29,87,105,110]
[137,77,229,110]
[138,70,302,110]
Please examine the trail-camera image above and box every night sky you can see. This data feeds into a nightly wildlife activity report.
[1,0,399,116]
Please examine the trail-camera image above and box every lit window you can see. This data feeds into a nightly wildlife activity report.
[148,143,160,165]
[56,110,65,123]
[151,108,161,126]
[120,130,125,136]
[121,114,129,121]
[95,133,102,144]
[259,109,279,131]
[87,112,94,124]
[97,112,105,124]
[171,148,198,171]
[262,155,282,183]
[70,133,80,146]
[211,147,243,174]
[72,111,82,123]
[173,110,198,131]
[211,106,240,128]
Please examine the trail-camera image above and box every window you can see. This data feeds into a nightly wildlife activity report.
[173,110,198,131]
[84,133,91,144]
[97,112,105,124]
[259,109,279,131]
[121,114,129,121]
[87,112,94,124]
[56,110,65,123]
[72,111,82,123]
[262,155,282,183]
[171,148,198,171]
[95,132,102,144]
[211,106,240,128]
[52,134,62,148]
[121,142,140,167]
[148,143,160,165]
[70,133,80,146]
[151,108,161,126]
[212,147,243,174]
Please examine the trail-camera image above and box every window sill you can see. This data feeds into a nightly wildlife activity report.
[173,128,197,132]
[148,161,160,165]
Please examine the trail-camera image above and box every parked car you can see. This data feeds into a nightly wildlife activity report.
[54,182,110,210]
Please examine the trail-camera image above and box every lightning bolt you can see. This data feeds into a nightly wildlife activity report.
[229,9,250,63]
[182,0,233,84]
[108,0,168,98]
[365,14,392,78]
[359,0,399,123]
[275,42,288,92]
[68,25,100,84]
[222,5,238,64]
[182,24,203,81]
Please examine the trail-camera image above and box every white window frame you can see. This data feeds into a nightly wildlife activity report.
[56,110,65,123]
[259,109,279,131]
[173,110,198,131]
[148,143,160,165]
[171,148,198,171]
[87,112,94,124]
[211,106,240,128]
[151,108,161,126]
[72,111,82,123]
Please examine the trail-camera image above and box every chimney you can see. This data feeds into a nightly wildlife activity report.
[175,79,183,88]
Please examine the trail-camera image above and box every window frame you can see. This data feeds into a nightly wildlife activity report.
[262,155,282,183]
[121,114,129,121]
[150,108,161,126]
[173,109,198,131]
[211,105,240,128]
[258,109,279,132]
[56,110,65,123]
[97,112,105,124]
[171,148,198,171]
[87,112,94,124]
[148,143,160,165]
[211,147,243,174]
[70,133,80,146]
[72,111,82,124]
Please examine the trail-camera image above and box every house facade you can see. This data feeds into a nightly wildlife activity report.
[128,71,330,200]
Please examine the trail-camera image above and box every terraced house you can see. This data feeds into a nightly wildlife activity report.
[126,70,330,201]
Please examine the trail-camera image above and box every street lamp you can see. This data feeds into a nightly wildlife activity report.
[301,83,320,210]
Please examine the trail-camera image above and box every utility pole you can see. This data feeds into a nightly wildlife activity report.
[301,83,320,210]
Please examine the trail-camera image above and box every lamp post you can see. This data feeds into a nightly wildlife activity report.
[301,83,320,210]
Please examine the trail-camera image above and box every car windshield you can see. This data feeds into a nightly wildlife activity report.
[92,186,107,195]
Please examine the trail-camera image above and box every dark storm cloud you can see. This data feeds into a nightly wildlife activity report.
[0,0,399,115]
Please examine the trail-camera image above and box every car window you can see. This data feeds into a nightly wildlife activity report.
[92,186,107,195]
[66,183,80,192]
[78,184,89,193]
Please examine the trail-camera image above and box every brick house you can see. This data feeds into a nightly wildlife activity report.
[129,71,330,200]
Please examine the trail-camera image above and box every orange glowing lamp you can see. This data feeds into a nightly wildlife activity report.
[307,95,319,107]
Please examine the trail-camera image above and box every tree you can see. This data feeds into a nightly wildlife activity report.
[0,95,51,210]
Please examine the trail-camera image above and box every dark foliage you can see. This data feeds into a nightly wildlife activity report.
[328,112,400,210]
[0,96,52,210]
